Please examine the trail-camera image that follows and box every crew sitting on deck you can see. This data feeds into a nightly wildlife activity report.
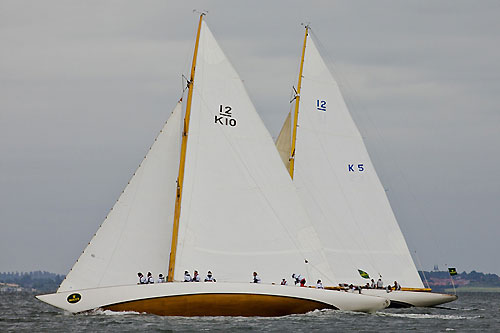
[292,273,306,287]
[377,278,384,289]
[393,281,401,290]
[386,284,392,293]
[281,279,287,285]
[252,271,261,283]
[147,272,154,284]
[316,280,324,289]
[138,272,147,284]
[157,273,165,283]
[349,284,362,294]
[184,270,192,282]
[204,271,216,282]
[192,270,200,282]
[370,279,376,289]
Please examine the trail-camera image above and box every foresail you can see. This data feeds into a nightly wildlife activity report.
[173,22,334,285]
[58,102,182,292]
[293,36,423,287]
[275,111,292,170]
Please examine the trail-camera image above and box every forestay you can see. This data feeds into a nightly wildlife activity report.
[58,102,183,292]
[173,22,333,284]
[291,35,423,287]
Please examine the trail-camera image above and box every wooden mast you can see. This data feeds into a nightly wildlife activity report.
[289,26,308,179]
[167,13,204,282]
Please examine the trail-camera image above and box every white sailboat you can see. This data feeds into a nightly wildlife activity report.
[277,26,457,307]
[36,15,389,316]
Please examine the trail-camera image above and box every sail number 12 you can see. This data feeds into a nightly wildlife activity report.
[215,105,237,127]
[316,99,327,112]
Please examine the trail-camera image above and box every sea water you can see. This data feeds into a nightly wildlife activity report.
[1,292,499,332]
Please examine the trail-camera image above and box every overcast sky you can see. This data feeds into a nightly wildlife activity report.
[1,1,499,276]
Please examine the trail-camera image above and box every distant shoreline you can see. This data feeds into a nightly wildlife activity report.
[445,287,500,293]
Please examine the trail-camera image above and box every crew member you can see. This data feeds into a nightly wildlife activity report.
[138,272,147,284]
[393,281,401,290]
[252,272,261,283]
[204,271,216,282]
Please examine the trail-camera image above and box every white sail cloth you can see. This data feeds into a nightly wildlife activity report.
[58,102,182,292]
[174,22,333,284]
[291,36,423,288]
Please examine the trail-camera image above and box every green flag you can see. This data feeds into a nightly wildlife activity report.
[358,269,370,279]
[448,267,457,276]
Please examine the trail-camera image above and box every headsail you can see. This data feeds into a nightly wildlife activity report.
[275,111,292,170]
[172,21,334,284]
[286,33,423,287]
[58,101,182,292]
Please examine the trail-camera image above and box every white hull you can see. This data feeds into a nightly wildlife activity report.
[360,289,458,307]
[37,282,389,316]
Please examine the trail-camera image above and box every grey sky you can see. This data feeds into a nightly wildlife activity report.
[1,1,499,276]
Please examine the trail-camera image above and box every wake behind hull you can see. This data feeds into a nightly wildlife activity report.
[360,289,457,307]
[36,282,389,316]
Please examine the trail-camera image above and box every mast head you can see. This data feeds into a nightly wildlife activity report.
[193,9,208,17]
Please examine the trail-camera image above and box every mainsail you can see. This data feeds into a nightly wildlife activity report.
[282,31,424,288]
[58,102,182,292]
[172,21,333,284]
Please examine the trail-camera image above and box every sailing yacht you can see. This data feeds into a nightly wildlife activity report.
[36,15,389,316]
[276,25,457,307]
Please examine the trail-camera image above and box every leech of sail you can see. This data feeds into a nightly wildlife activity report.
[167,13,204,282]
[289,26,308,179]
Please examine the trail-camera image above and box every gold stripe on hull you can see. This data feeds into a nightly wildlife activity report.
[102,293,336,317]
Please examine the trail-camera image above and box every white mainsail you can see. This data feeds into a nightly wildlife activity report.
[173,21,334,284]
[58,102,182,292]
[287,34,423,288]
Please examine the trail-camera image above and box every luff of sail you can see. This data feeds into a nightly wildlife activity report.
[284,33,424,288]
[58,101,182,292]
[172,21,334,284]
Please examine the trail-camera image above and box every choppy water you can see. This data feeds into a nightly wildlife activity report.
[1,292,499,332]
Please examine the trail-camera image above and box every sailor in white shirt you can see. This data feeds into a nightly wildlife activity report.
[157,274,165,283]
[252,272,261,283]
[204,271,216,282]
[316,279,324,289]
[184,270,192,282]
[292,273,305,286]
[147,272,154,284]
[377,278,383,289]
[138,272,147,284]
